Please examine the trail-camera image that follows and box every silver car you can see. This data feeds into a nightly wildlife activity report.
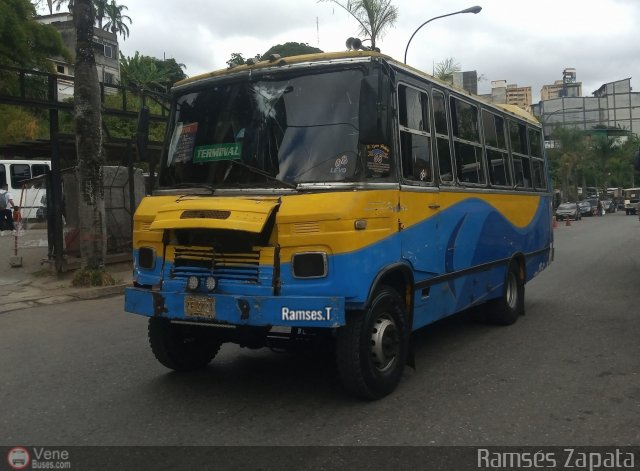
[555,202,581,221]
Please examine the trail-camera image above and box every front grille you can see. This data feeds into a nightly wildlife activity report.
[172,246,260,283]
[293,222,320,234]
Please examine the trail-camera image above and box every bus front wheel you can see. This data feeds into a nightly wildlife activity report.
[485,261,524,325]
[336,286,409,400]
[148,317,222,371]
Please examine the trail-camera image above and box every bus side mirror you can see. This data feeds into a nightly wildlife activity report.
[359,73,391,145]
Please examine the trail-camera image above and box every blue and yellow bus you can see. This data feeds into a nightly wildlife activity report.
[124,50,553,399]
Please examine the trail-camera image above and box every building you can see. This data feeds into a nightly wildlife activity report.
[36,13,120,100]
[480,80,532,112]
[452,71,478,95]
[532,77,640,141]
[540,68,582,100]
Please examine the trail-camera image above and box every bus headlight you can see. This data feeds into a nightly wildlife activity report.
[292,252,327,278]
[205,276,217,292]
[187,276,200,291]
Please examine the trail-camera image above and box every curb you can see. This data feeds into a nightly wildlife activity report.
[0,283,129,314]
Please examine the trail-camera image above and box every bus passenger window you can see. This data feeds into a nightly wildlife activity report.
[0,164,6,187]
[528,128,546,190]
[482,110,511,187]
[510,121,531,188]
[433,90,453,183]
[451,97,485,185]
[399,85,432,183]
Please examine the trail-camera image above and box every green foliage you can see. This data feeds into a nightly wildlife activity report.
[434,57,461,84]
[0,0,71,70]
[102,91,166,141]
[226,52,263,67]
[0,105,48,145]
[226,43,323,69]
[262,42,323,58]
[548,127,640,200]
[103,0,131,38]
[119,52,185,92]
[71,267,116,287]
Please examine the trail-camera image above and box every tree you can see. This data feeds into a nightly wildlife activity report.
[548,127,587,201]
[119,52,185,92]
[0,0,70,71]
[103,0,131,39]
[226,53,246,67]
[52,0,128,33]
[73,0,107,270]
[433,57,460,84]
[262,42,323,58]
[94,0,108,28]
[319,0,398,49]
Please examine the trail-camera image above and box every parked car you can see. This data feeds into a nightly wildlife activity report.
[602,198,616,213]
[577,200,593,217]
[555,202,581,221]
[584,197,605,216]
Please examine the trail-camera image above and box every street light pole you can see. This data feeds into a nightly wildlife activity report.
[403,6,482,64]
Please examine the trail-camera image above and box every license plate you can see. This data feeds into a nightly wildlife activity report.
[184,295,215,319]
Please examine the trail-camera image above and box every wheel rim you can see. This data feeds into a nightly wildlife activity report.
[505,271,518,309]
[370,314,399,373]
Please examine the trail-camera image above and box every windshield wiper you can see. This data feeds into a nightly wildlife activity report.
[225,159,297,190]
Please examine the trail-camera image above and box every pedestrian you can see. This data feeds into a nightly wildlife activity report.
[0,183,16,235]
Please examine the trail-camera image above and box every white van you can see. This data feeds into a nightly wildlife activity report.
[0,159,50,220]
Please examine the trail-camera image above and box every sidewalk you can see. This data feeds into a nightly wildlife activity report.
[0,227,131,314]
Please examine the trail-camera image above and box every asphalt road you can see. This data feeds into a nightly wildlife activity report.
[1,212,639,447]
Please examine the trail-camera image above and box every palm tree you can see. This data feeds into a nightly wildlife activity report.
[103,0,131,39]
[94,0,109,28]
[73,0,107,270]
[54,0,124,32]
[434,57,460,83]
[319,0,398,50]
[119,52,172,92]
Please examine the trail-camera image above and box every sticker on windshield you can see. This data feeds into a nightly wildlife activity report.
[330,154,349,175]
[366,144,391,176]
[194,143,243,163]
[167,122,198,165]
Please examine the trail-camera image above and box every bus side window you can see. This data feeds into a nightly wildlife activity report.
[432,90,453,183]
[32,164,49,178]
[399,85,432,184]
[10,164,31,189]
[509,121,531,189]
[0,164,6,187]
[528,128,546,190]
[482,110,512,187]
[451,97,485,185]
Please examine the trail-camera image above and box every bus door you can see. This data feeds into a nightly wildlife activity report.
[396,85,445,277]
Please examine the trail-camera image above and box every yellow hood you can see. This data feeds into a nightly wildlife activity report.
[149,196,280,233]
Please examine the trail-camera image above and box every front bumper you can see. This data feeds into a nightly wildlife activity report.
[124,287,345,328]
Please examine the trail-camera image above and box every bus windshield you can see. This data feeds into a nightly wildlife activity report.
[160,67,390,189]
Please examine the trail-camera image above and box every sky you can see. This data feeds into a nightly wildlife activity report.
[72,0,640,102]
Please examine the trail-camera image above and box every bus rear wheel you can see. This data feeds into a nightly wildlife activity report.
[148,317,222,371]
[336,286,409,400]
[485,261,524,325]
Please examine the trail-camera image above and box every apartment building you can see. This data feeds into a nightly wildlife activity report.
[481,80,532,112]
[36,13,120,100]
